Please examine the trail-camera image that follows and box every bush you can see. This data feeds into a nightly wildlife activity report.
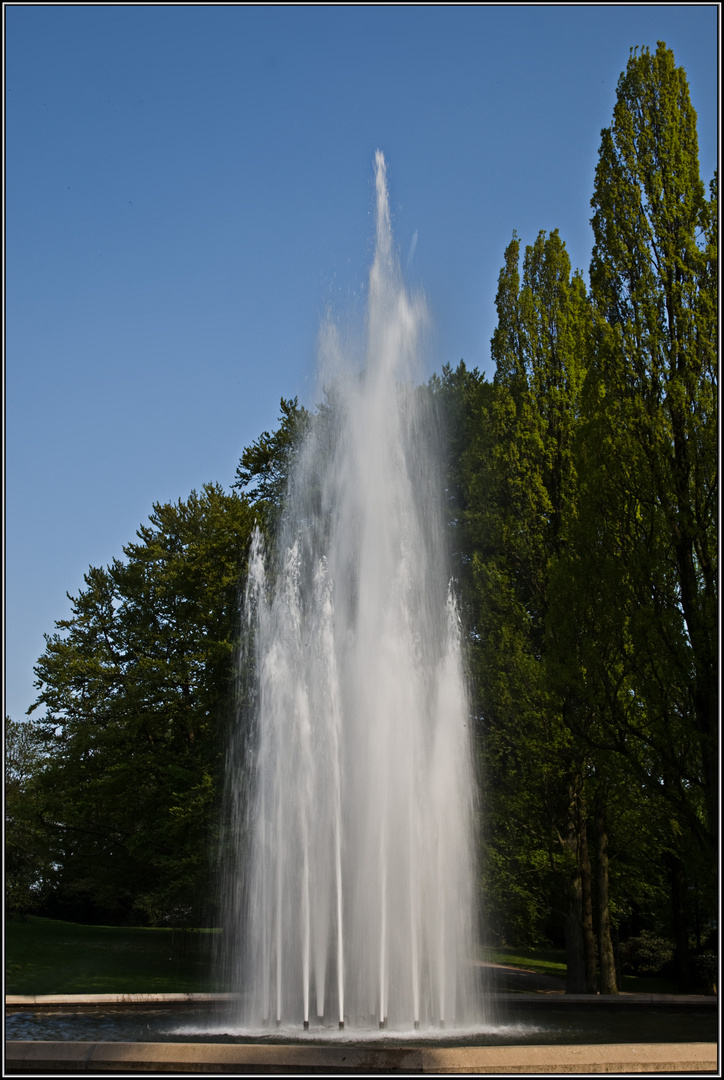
[692,952,717,992]
[619,931,674,977]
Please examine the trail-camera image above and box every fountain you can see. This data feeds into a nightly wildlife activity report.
[6,156,717,1073]
[220,151,487,1033]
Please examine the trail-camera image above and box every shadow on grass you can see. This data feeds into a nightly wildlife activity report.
[5,916,226,995]
[9,921,687,997]
[484,945,681,995]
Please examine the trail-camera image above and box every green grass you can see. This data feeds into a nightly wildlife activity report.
[484,944,567,977]
[618,972,680,994]
[483,944,680,994]
[6,919,683,997]
[5,916,226,995]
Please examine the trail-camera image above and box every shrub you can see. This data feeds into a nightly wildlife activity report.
[619,931,674,976]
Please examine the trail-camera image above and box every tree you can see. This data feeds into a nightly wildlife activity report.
[587,42,717,985]
[461,230,606,987]
[428,360,492,616]
[5,717,55,917]
[28,483,256,925]
[233,397,311,517]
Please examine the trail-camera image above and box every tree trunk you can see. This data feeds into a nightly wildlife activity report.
[565,875,586,992]
[564,811,586,994]
[670,853,692,992]
[596,810,617,994]
[579,819,598,993]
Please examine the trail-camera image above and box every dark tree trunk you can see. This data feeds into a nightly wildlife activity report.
[564,810,586,994]
[596,809,617,994]
[579,819,598,993]
[670,853,692,992]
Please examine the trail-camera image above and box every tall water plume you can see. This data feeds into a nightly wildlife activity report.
[223,152,485,1030]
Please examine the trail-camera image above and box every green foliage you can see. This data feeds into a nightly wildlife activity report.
[233,396,311,517]
[5,718,55,917]
[619,931,674,978]
[461,229,592,953]
[692,952,717,990]
[27,484,256,925]
[17,390,315,931]
[435,43,716,982]
[586,42,717,870]
[428,360,493,622]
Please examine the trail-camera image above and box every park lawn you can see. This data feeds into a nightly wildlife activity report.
[484,944,680,994]
[7,920,681,997]
[485,944,567,977]
[5,916,225,995]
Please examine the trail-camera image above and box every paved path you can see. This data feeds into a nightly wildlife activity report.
[482,961,567,994]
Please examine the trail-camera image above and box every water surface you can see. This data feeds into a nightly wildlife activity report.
[6,1003,716,1045]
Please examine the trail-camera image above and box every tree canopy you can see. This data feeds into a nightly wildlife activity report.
[22,484,256,925]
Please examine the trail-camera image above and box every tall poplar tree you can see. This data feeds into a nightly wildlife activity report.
[470,230,601,986]
[586,42,717,984]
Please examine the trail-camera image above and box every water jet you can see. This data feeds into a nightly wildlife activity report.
[220,151,485,1033]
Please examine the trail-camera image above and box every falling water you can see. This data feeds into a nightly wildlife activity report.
[223,152,486,1031]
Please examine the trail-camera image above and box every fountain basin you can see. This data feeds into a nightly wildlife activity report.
[5,1039,718,1074]
[5,993,717,1044]
[6,993,717,1074]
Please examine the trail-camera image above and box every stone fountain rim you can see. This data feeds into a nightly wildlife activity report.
[4,1038,719,1075]
[6,991,717,1009]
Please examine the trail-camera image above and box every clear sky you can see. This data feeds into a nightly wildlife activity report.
[4,4,718,725]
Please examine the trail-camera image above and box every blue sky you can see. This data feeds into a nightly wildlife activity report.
[5,5,718,724]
